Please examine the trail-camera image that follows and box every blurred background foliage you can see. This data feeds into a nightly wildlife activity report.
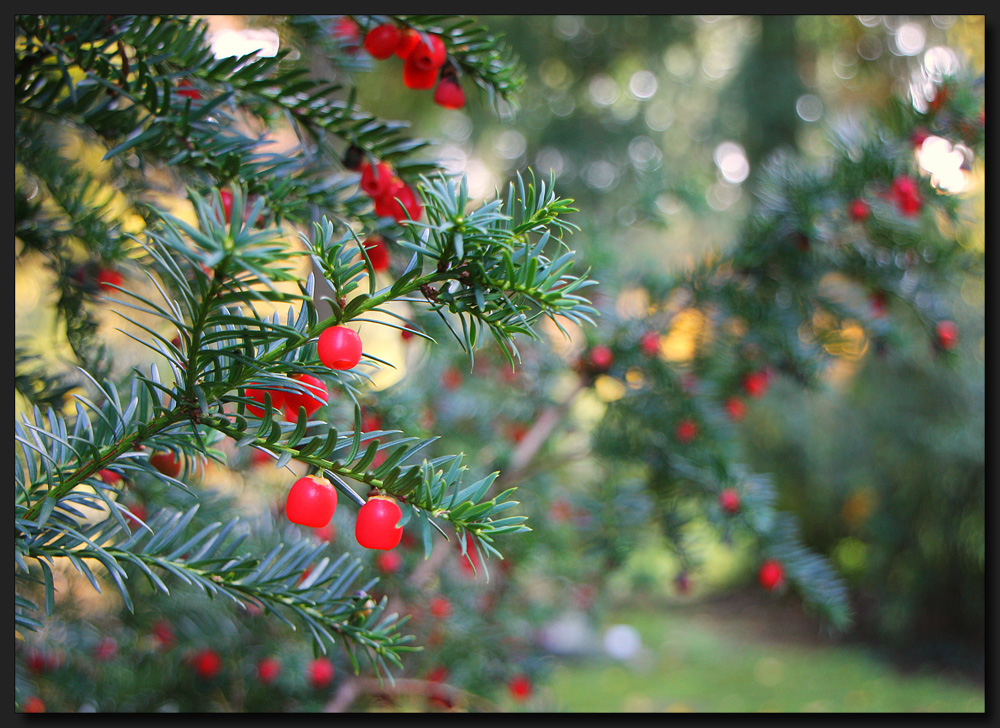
[14,13,985,712]
[353,12,986,675]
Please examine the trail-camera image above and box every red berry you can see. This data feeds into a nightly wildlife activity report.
[355,495,403,550]
[282,373,329,421]
[220,188,234,223]
[375,550,402,574]
[429,596,451,619]
[363,23,401,59]
[317,325,363,370]
[308,657,335,689]
[192,648,222,679]
[96,268,123,290]
[176,79,201,100]
[285,475,337,528]
[508,674,532,701]
[150,451,182,478]
[21,697,45,713]
[245,387,285,418]
[911,127,930,147]
[725,396,746,422]
[362,236,391,273]
[333,16,360,46]
[848,198,871,222]
[588,345,614,372]
[394,28,421,59]
[360,161,395,199]
[94,636,117,661]
[640,331,660,356]
[758,559,785,591]
[375,179,423,222]
[257,656,282,685]
[935,320,958,351]
[407,34,446,72]
[891,176,922,216]
[929,85,947,112]
[718,488,741,514]
[97,469,123,486]
[434,77,465,109]
[403,56,439,90]
[401,327,415,341]
[126,502,147,531]
[675,419,699,443]
[742,370,769,399]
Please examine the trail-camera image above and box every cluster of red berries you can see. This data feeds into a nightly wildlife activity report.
[343,151,424,224]
[890,175,922,217]
[284,478,403,552]
[363,23,465,109]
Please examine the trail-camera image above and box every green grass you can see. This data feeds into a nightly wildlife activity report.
[545,606,985,713]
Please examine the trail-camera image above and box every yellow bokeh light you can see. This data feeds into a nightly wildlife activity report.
[594,374,626,402]
[659,307,710,362]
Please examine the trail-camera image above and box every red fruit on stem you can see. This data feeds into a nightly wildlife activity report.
[150,451,182,478]
[758,559,785,591]
[220,188,234,223]
[375,550,402,574]
[588,345,614,372]
[126,502,147,531]
[403,56,439,90]
[97,268,123,290]
[640,331,660,356]
[308,657,335,689]
[848,198,871,222]
[401,327,415,341]
[935,320,958,350]
[725,396,747,422]
[257,656,282,685]
[429,596,451,619]
[362,236,391,272]
[394,28,421,59]
[434,77,465,109]
[192,648,222,679]
[355,495,403,550]
[21,697,45,713]
[407,34,446,72]
[675,419,699,444]
[360,161,396,199]
[718,487,741,514]
[363,23,401,59]
[245,387,285,418]
[317,325,363,370]
[285,475,337,528]
[508,674,532,701]
[742,370,769,399]
[282,373,329,421]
